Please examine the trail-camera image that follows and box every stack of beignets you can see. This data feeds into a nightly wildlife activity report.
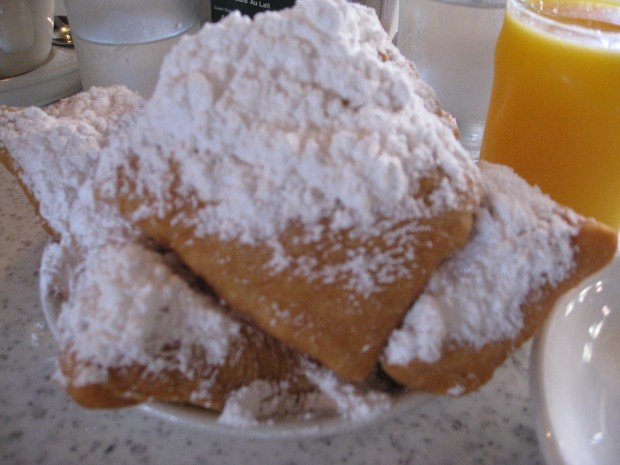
[103,0,482,382]
[0,0,617,422]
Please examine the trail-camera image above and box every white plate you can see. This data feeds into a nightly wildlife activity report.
[40,265,429,439]
[0,45,81,107]
[530,254,620,465]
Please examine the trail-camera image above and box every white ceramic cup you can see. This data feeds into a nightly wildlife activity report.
[0,0,54,79]
[64,0,200,98]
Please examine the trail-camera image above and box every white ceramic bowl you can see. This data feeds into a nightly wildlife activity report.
[530,254,620,465]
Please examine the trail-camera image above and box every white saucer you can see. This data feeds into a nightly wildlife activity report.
[0,45,81,107]
[530,254,620,465]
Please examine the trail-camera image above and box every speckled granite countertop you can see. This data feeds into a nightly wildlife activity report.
[0,167,544,465]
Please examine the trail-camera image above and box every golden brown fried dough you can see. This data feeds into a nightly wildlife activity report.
[59,324,311,411]
[50,243,312,411]
[114,160,480,381]
[382,163,618,395]
[0,87,145,242]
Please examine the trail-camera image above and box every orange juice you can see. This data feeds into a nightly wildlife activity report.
[480,0,620,229]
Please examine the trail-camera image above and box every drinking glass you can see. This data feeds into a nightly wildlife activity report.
[480,0,620,229]
[0,0,54,79]
[398,0,505,156]
[64,0,200,97]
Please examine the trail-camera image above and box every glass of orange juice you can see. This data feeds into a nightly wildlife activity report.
[480,0,620,230]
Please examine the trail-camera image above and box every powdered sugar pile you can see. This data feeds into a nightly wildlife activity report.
[0,86,144,248]
[101,0,479,245]
[54,243,242,387]
[384,162,580,365]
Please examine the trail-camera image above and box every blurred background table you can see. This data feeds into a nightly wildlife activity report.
[0,166,545,464]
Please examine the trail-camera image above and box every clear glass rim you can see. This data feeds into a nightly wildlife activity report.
[508,0,620,50]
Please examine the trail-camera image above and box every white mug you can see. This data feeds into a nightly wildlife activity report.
[0,0,54,79]
[64,0,200,98]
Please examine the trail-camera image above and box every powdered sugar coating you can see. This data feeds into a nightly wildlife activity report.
[55,243,242,386]
[384,162,580,365]
[0,86,144,248]
[101,0,479,244]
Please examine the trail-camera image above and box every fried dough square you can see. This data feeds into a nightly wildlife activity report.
[113,161,480,381]
[382,162,618,395]
[47,242,311,411]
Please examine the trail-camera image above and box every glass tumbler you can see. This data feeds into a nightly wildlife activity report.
[480,0,620,229]
[64,0,200,97]
[398,0,506,155]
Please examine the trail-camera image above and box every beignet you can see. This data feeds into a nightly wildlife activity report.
[104,0,482,380]
[382,162,617,395]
